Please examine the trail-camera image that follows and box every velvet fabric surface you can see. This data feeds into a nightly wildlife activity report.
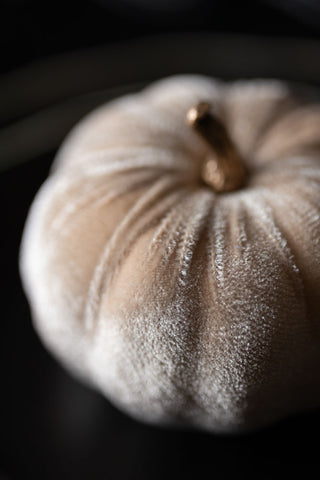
[20,75,320,433]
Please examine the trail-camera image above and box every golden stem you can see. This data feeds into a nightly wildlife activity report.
[186,102,247,193]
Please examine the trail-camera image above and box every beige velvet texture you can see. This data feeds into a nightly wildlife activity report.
[20,76,320,433]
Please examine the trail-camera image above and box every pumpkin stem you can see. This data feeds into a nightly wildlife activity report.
[186,102,247,193]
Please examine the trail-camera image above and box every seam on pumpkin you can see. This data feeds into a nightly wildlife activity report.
[61,146,193,177]
[83,175,187,333]
[47,170,158,239]
[265,188,320,329]
[250,98,299,158]
[244,192,307,323]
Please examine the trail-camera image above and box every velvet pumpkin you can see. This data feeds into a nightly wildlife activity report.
[20,75,320,433]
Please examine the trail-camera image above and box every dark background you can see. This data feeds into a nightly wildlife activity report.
[1,0,320,75]
[1,1,320,479]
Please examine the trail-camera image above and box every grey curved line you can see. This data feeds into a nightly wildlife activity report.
[1,33,320,122]
[1,33,320,173]
[0,85,143,172]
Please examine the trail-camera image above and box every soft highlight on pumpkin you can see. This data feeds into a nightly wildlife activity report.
[20,75,320,432]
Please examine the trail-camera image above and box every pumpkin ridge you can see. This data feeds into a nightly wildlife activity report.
[249,96,299,158]
[255,106,320,163]
[83,175,187,331]
[264,188,320,328]
[245,194,302,275]
[109,99,197,157]
[174,192,214,289]
[165,199,216,416]
[65,147,194,178]
[210,200,229,291]
[241,194,307,331]
[147,189,195,258]
[45,170,159,246]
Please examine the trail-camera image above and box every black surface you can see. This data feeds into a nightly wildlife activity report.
[2,1,320,479]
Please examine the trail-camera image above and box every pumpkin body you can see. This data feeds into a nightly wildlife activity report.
[20,76,320,432]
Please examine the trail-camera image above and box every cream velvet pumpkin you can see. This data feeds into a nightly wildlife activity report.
[20,75,320,433]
